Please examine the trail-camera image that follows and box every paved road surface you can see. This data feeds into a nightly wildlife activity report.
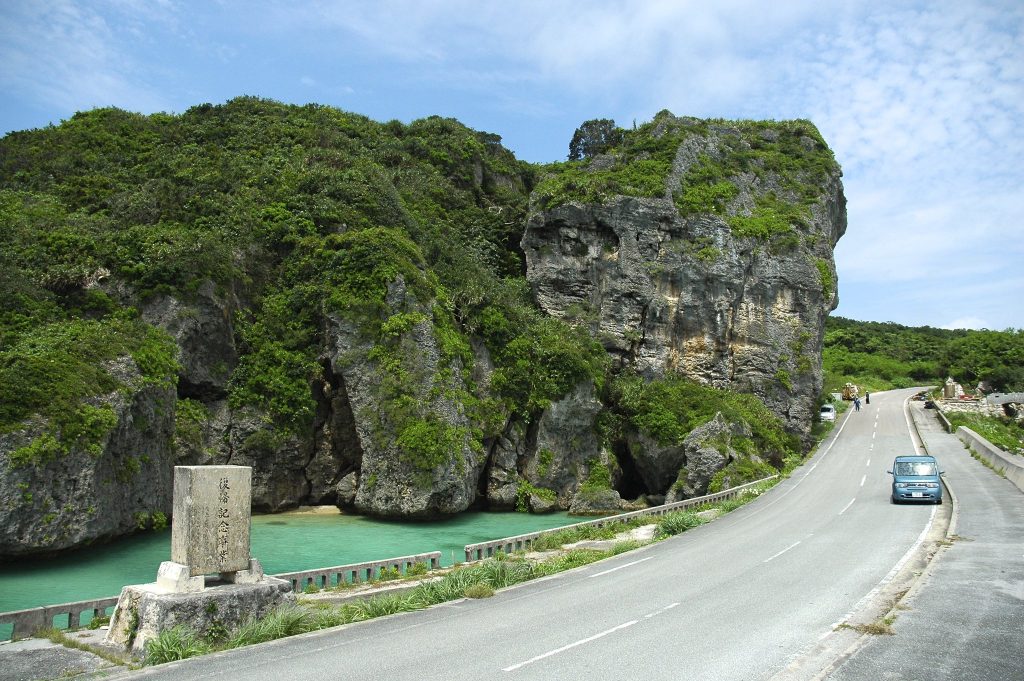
[824,400,1024,681]
[95,388,954,681]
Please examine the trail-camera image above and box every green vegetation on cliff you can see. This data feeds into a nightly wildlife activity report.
[823,316,1024,394]
[0,98,614,468]
[532,112,839,247]
[607,374,800,471]
[0,100,845,516]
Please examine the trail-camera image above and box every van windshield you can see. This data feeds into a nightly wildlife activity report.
[895,462,937,476]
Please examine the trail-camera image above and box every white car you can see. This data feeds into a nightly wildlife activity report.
[820,404,836,422]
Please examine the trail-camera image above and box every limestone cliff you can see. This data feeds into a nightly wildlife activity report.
[523,113,846,443]
[0,358,176,558]
[0,102,846,558]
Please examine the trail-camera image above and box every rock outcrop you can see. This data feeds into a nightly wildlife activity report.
[140,280,240,400]
[0,107,847,558]
[524,115,846,443]
[0,359,176,558]
[324,277,484,518]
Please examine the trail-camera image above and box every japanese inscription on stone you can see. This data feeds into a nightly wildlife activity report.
[170,466,252,576]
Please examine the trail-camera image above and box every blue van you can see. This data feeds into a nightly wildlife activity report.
[888,455,944,504]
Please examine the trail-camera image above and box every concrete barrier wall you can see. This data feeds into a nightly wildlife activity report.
[0,597,119,641]
[464,477,777,562]
[274,552,442,592]
[1,478,776,641]
[0,552,442,641]
[956,426,1024,494]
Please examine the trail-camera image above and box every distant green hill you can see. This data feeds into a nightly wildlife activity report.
[823,316,1023,394]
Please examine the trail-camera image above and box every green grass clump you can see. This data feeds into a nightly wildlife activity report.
[463,583,495,599]
[816,258,834,299]
[515,480,557,512]
[145,626,212,665]
[225,606,314,649]
[947,412,1024,456]
[654,511,704,538]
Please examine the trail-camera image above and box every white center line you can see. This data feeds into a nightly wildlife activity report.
[764,540,801,563]
[644,602,680,618]
[839,498,855,515]
[503,620,638,672]
[859,475,866,487]
[866,458,871,467]
[589,556,654,578]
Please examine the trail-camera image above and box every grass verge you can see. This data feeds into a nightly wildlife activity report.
[141,482,773,665]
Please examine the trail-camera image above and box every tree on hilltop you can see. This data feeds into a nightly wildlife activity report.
[568,119,623,161]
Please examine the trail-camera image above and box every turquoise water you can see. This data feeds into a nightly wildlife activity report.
[0,510,577,615]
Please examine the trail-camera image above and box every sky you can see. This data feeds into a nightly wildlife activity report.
[1,0,1021,331]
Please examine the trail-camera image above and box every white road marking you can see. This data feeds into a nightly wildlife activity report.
[829,505,937,631]
[503,620,639,672]
[589,556,654,578]
[866,458,871,467]
[644,602,680,619]
[765,540,802,563]
[860,475,866,487]
[839,498,855,515]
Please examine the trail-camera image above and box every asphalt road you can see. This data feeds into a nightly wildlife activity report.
[824,400,1024,681]
[106,389,957,681]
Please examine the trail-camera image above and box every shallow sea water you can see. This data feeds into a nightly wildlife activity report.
[0,510,577,620]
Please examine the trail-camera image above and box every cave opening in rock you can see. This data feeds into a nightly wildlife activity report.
[611,441,647,500]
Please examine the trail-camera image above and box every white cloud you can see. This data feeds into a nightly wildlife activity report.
[943,317,990,331]
[0,0,175,116]
[1,0,1020,329]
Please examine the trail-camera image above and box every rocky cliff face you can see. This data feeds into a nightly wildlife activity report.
[0,106,846,559]
[324,277,484,518]
[524,115,846,443]
[0,358,176,558]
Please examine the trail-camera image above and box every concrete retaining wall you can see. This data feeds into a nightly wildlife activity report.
[956,426,1024,494]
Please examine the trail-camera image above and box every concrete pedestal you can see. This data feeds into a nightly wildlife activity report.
[105,561,294,655]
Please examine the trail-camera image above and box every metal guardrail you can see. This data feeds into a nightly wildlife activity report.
[463,477,777,561]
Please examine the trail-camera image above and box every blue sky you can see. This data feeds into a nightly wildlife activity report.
[2,1,1021,331]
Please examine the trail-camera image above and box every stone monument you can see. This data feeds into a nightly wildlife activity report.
[106,466,293,655]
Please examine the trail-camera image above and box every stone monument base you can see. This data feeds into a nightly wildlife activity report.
[105,559,294,655]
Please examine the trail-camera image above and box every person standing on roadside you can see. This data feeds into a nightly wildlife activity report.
[865,392,871,404]
[854,396,861,412]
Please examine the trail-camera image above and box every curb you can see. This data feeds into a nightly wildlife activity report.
[805,394,958,680]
